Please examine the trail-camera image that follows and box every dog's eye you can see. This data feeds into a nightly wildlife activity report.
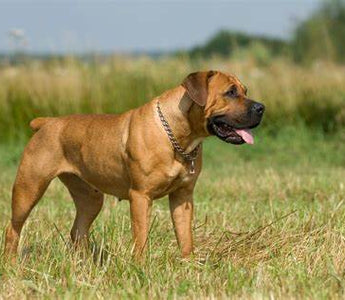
[225,86,238,98]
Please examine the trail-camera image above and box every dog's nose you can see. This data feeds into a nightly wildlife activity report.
[251,103,265,116]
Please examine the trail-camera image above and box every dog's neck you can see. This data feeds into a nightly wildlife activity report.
[156,86,208,154]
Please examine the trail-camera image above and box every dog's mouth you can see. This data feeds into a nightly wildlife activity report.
[207,117,257,145]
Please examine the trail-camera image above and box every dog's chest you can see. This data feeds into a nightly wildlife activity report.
[169,163,193,183]
[152,161,194,197]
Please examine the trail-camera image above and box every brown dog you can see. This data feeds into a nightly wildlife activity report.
[4,71,264,259]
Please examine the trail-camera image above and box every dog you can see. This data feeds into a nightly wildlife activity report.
[4,70,264,260]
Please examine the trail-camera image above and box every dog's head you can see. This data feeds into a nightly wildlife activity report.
[182,70,265,145]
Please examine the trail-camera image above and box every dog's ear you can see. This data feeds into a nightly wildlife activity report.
[181,71,216,106]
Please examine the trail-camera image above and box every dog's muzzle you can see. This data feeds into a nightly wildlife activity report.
[207,102,265,145]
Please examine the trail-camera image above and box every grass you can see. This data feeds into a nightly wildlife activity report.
[1,56,345,143]
[1,125,345,299]
[1,55,345,298]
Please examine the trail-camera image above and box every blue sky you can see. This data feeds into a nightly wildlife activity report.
[0,0,321,53]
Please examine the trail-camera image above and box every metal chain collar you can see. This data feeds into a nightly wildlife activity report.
[156,101,200,174]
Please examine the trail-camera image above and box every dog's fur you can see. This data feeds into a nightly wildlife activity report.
[4,71,264,259]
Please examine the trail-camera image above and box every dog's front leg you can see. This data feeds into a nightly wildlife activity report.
[129,190,152,258]
[169,187,194,258]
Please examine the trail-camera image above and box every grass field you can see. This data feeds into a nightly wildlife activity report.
[1,56,345,143]
[1,56,345,298]
[1,125,345,299]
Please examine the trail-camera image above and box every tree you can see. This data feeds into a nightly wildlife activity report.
[292,0,345,64]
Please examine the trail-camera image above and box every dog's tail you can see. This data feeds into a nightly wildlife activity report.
[29,117,55,132]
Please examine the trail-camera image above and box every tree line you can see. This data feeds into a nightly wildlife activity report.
[185,0,345,64]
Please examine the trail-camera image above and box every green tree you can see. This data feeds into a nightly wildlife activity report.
[293,0,345,64]
[188,30,288,59]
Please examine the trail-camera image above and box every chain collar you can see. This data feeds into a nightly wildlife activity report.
[156,101,200,174]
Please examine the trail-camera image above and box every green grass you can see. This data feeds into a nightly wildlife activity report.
[1,56,345,143]
[1,126,345,299]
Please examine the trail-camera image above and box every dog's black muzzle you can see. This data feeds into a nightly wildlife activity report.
[207,101,265,144]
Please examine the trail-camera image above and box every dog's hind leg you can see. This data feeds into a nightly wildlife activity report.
[58,173,104,247]
[4,151,58,260]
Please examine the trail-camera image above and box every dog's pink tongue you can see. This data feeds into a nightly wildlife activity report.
[234,129,254,144]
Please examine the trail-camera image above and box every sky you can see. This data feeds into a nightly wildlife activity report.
[0,0,321,54]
